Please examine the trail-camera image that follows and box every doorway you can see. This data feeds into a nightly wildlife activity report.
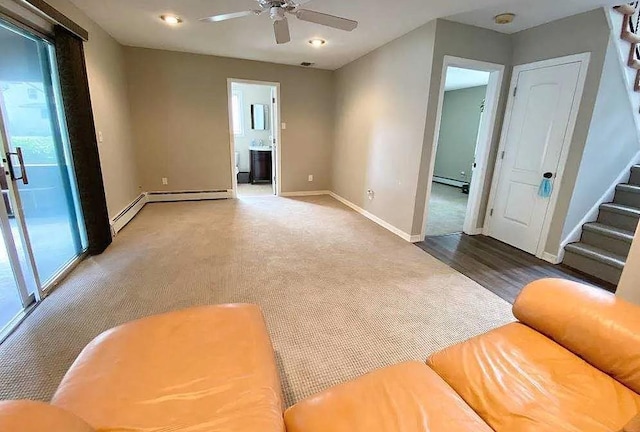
[227,79,280,198]
[423,57,505,238]
[0,19,87,339]
[485,53,589,259]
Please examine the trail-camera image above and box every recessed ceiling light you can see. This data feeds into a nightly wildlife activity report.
[494,13,515,25]
[308,38,326,48]
[160,15,183,25]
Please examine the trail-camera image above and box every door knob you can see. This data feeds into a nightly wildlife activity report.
[543,172,554,179]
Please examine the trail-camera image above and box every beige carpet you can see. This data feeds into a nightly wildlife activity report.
[0,195,513,407]
[238,183,274,197]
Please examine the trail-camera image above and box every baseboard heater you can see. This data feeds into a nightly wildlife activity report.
[110,193,148,235]
[433,176,467,188]
[146,190,231,203]
[110,190,231,236]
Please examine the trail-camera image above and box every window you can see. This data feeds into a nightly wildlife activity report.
[232,90,243,136]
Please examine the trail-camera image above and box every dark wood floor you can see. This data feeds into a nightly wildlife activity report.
[416,233,616,304]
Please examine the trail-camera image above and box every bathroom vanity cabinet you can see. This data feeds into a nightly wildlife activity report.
[250,149,272,184]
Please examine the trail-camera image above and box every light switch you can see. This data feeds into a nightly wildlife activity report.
[281,122,287,130]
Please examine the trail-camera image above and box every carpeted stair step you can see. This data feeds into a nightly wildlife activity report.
[614,184,640,208]
[630,165,640,186]
[598,203,640,231]
[564,243,625,285]
[581,222,634,257]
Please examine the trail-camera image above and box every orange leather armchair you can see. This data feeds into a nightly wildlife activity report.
[0,304,285,432]
[286,279,640,432]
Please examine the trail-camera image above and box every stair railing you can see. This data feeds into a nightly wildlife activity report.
[617,2,640,95]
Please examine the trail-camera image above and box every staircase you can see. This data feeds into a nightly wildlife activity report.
[561,4,640,286]
[564,166,640,285]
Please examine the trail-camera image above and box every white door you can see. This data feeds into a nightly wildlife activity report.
[270,87,278,195]
[489,60,583,255]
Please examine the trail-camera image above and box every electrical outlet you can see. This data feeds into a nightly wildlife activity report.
[162,178,168,185]
[308,175,313,182]
[367,190,375,200]
[98,131,104,143]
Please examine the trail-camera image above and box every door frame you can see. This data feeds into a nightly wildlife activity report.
[226,78,282,198]
[421,56,505,238]
[483,52,591,261]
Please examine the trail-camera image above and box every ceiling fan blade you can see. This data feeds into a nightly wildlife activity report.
[274,18,291,44]
[200,10,260,22]
[295,9,358,31]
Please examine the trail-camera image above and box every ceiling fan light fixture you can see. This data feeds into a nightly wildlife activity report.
[309,38,326,47]
[270,7,286,21]
[494,13,515,25]
[160,14,183,25]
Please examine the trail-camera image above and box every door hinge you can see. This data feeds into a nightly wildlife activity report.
[272,97,276,103]
[490,209,494,216]
[500,151,505,160]
[513,87,517,97]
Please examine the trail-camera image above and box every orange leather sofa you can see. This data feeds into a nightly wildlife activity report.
[285,279,640,432]
[0,304,285,432]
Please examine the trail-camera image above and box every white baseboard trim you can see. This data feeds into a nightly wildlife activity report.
[147,190,232,202]
[541,252,561,265]
[328,192,416,242]
[558,151,640,260]
[280,190,330,197]
[110,193,148,236]
[464,228,484,236]
[433,177,466,188]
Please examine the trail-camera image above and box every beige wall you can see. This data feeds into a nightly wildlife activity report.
[41,0,140,218]
[124,47,334,193]
[511,9,611,256]
[618,224,640,304]
[332,22,437,235]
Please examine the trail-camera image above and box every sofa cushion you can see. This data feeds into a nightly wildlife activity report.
[0,400,94,432]
[621,414,640,432]
[52,304,284,432]
[427,322,640,432]
[513,279,640,393]
[284,361,493,432]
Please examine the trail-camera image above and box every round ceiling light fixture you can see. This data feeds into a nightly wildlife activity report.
[160,14,183,25]
[494,13,515,25]
[308,38,327,48]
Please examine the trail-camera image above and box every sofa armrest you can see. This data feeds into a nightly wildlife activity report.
[0,400,94,432]
[513,278,640,394]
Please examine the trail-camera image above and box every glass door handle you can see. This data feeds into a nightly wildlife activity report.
[6,147,29,185]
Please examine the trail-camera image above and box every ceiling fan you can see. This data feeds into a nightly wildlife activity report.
[200,0,359,45]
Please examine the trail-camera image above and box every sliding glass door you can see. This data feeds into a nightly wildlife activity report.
[0,19,87,336]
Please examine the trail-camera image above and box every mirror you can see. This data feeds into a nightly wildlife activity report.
[251,104,269,131]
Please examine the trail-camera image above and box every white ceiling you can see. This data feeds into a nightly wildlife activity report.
[445,67,490,91]
[69,0,619,70]
[447,0,619,34]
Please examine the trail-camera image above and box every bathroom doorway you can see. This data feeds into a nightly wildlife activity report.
[227,79,280,198]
